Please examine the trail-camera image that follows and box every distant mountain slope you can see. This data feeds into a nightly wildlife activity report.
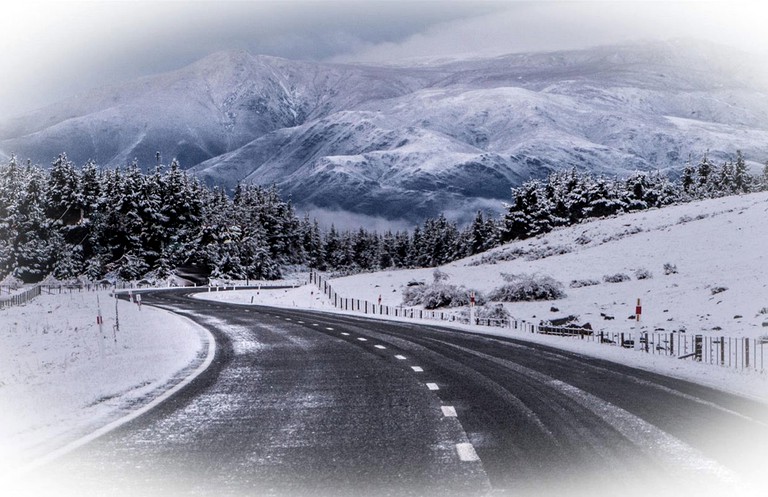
[2,40,767,223]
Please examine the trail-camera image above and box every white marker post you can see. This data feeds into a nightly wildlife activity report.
[634,298,642,351]
[96,295,105,360]
[136,293,142,310]
[469,291,476,325]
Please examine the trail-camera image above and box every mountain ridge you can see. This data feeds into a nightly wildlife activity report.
[2,40,767,223]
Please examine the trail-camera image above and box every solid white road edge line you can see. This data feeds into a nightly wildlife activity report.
[12,312,217,479]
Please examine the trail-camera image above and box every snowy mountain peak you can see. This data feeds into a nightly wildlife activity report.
[2,40,767,223]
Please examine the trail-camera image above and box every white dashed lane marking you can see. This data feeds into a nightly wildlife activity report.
[341,332,350,336]
[326,327,334,331]
[374,345,386,350]
[394,355,407,360]
[456,443,480,462]
[411,366,424,372]
[426,383,439,391]
[357,337,368,342]
[441,406,457,417]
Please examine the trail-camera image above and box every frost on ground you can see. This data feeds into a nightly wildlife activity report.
[0,290,205,475]
[200,192,768,401]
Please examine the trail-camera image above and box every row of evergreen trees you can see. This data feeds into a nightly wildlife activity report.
[501,153,768,241]
[1,152,765,283]
[0,155,500,282]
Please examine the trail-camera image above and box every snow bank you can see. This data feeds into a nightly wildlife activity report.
[0,290,208,476]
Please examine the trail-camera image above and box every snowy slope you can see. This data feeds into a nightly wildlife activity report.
[3,40,768,222]
[331,192,768,339]
[0,291,208,477]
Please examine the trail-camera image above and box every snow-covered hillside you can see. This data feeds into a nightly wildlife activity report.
[331,192,768,339]
[2,40,768,222]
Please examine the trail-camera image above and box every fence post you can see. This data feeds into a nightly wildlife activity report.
[745,339,750,369]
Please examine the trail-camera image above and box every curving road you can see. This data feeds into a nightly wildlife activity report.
[19,289,768,497]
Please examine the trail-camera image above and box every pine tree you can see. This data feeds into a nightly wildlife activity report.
[696,153,715,195]
[14,166,53,281]
[681,161,696,196]
[733,150,751,193]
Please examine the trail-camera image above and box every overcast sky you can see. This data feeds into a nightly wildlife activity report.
[1,0,766,116]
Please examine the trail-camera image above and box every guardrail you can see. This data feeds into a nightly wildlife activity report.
[310,271,764,374]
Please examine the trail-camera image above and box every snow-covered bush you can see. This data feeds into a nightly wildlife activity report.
[448,288,487,308]
[432,269,450,283]
[663,263,678,275]
[0,274,23,289]
[634,268,653,280]
[476,303,510,320]
[489,274,566,302]
[403,282,485,309]
[402,284,428,306]
[569,278,600,288]
[419,284,456,309]
[525,245,573,260]
[603,273,631,283]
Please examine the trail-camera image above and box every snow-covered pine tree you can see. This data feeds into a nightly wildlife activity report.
[695,152,715,196]
[378,231,396,269]
[13,165,53,281]
[681,161,696,196]
[584,176,625,218]
[733,150,751,193]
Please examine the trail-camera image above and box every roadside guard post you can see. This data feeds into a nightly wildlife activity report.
[470,291,476,325]
[97,294,105,360]
[634,298,642,351]
[136,293,142,310]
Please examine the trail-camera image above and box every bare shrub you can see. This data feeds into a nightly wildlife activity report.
[569,279,600,288]
[634,268,653,280]
[663,263,678,275]
[603,273,631,283]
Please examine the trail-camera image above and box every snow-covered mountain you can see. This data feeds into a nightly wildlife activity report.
[2,40,767,223]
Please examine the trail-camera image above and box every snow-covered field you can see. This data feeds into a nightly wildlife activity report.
[0,290,208,478]
[198,192,768,401]
[332,191,768,339]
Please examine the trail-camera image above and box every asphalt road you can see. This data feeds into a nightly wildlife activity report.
[18,289,768,497]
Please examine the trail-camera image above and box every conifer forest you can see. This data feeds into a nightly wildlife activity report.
[1,152,765,284]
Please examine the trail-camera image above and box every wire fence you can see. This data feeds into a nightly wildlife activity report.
[310,271,765,374]
[0,285,42,309]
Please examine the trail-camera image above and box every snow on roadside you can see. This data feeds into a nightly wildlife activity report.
[196,285,768,402]
[197,192,768,402]
[0,290,206,476]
